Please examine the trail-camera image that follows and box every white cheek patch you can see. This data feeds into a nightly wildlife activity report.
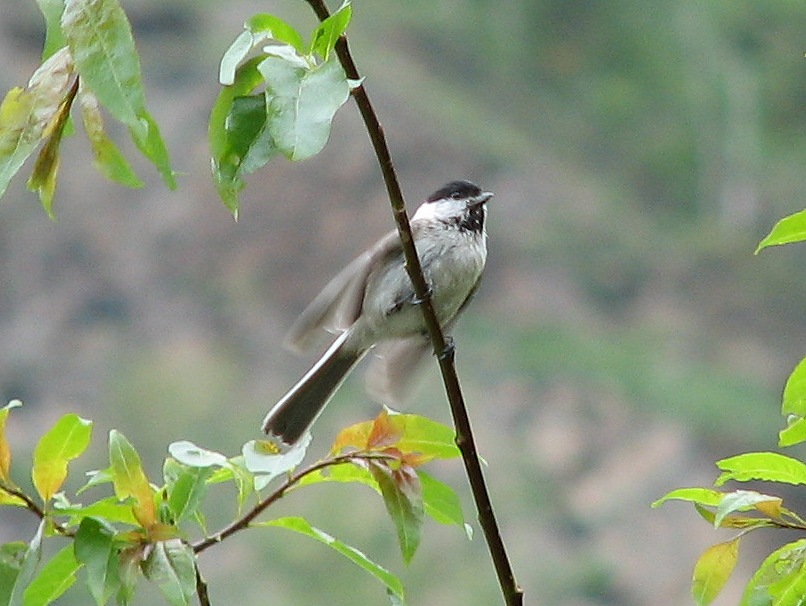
[412,199,465,222]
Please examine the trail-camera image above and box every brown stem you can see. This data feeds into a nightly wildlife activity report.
[303,2,522,604]
[196,564,211,606]
[192,453,392,554]
[0,480,75,538]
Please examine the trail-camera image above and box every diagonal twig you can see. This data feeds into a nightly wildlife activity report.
[303,2,523,603]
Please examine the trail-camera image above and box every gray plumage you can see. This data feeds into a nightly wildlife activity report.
[262,180,492,445]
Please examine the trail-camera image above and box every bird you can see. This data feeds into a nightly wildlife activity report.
[262,180,493,446]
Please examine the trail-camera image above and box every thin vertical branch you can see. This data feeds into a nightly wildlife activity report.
[304,2,523,603]
[196,565,211,606]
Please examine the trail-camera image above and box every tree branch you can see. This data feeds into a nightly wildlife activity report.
[0,479,75,538]
[196,564,211,606]
[303,2,523,604]
[192,452,394,555]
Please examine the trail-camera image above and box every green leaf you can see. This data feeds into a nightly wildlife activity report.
[740,539,806,606]
[163,459,211,524]
[297,458,378,490]
[780,416,806,448]
[756,209,806,253]
[27,79,77,218]
[651,487,725,509]
[692,538,740,606]
[246,14,305,53]
[60,0,141,126]
[369,461,423,563]
[392,414,460,460]
[214,93,276,208]
[783,356,806,418]
[419,472,469,536]
[208,56,268,213]
[74,517,121,605]
[0,400,22,483]
[108,430,155,528]
[77,467,114,494]
[61,0,174,188]
[35,0,67,60]
[55,495,138,527]
[299,460,467,534]
[714,490,781,528]
[259,52,350,160]
[0,48,75,200]
[715,452,806,487]
[9,521,46,606]
[31,413,93,502]
[256,516,405,601]
[141,540,196,606]
[205,457,254,514]
[21,545,80,606]
[0,543,27,605]
[115,545,144,606]
[128,112,174,189]
[310,1,351,60]
[77,86,142,188]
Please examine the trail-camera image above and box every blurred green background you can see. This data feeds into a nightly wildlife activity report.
[3,1,806,604]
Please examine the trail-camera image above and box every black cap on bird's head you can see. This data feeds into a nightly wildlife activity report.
[427,180,485,203]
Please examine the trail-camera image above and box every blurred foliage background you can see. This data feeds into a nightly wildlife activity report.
[3,0,806,604]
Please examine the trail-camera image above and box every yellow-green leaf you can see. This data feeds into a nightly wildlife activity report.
[27,78,77,218]
[652,487,724,509]
[0,400,22,482]
[779,415,806,447]
[31,413,93,502]
[692,538,740,606]
[77,86,142,188]
[741,539,806,606]
[716,452,806,487]
[756,209,806,253]
[61,0,174,188]
[255,516,404,600]
[21,544,80,606]
[108,430,155,528]
[0,47,75,200]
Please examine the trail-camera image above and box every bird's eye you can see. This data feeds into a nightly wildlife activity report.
[451,192,462,199]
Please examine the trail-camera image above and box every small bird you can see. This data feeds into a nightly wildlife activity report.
[262,180,493,446]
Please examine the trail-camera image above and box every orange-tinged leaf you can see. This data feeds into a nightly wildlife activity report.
[692,538,740,606]
[331,410,459,460]
[331,419,374,453]
[367,409,402,450]
[109,430,156,528]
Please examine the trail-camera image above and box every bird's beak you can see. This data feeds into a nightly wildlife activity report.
[470,192,494,208]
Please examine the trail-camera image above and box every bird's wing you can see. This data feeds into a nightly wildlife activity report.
[364,334,432,405]
[284,229,403,353]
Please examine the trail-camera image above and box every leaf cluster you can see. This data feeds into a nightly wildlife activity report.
[209,2,354,214]
[0,403,469,605]
[0,0,175,218]
[653,212,806,606]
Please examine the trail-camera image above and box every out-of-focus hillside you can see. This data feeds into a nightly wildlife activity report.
[2,1,806,604]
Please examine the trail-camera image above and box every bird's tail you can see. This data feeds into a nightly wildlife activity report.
[262,332,365,445]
